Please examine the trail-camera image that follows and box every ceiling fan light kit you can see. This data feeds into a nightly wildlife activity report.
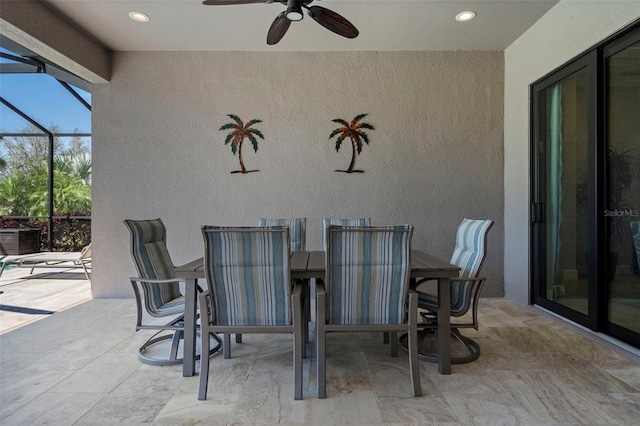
[202,0,359,45]
[285,0,303,21]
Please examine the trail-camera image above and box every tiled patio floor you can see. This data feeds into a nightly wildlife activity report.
[1,268,639,425]
[0,264,92,334]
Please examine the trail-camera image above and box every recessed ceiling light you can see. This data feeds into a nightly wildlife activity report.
[455,11,476,22]
[128,12,149,23]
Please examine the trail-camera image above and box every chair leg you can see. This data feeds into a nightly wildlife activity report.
[223,333,231,359]
[383,332,390,344]
[82,263,91,281]
[300,283,308,359]
[235,334,242,343]
[294,335,303,400]
[408,325,422,397]
[198,327,211,400]
[408,292,422,397]
[390,331,398,357]
[198,291,211,400]
[304,279,311,344]
[316,285,327,399]
[292,284,304,400]
[169,329,183,361]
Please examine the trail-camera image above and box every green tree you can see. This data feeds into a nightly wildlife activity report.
[329,113,375,173]
[0,125,91,215]
[219,114,264,174]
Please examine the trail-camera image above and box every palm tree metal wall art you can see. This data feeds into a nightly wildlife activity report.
[329,113,375,173]
[219,114,264,174]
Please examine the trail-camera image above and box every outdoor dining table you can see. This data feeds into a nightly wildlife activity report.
[174,250,460,377]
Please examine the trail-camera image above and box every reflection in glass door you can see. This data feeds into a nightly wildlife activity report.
[535,66,590,316]
[606,40,640,335]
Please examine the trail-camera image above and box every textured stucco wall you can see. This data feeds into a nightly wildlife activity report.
[503,1,640,305]
[93,50,504,298]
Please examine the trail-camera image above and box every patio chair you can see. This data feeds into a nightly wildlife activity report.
[124,218,221,366]
[258,218,308,343]
[321,217,371,250]
[411,218,494,364]
[199,226,304,400]
[259,218,306,251]
[316,225,421,399]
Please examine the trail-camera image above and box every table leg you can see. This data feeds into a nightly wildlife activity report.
[183,277,197,377]
[437,277,451,374]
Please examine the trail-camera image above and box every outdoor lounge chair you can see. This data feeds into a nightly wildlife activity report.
[0,243,92,281]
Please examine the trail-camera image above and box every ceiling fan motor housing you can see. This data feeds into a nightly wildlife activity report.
[204,0,358,45]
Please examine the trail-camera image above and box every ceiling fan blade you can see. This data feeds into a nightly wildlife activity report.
[307,6,359,39]
[267,12,292,45]
[202,0,266,5]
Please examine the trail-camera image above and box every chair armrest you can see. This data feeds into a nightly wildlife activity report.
[292,282,304,298]
[129,276,185,284]
[129,276,187,302]
[316,281,327,326]
[414,276,486,290]
[198,288,214,324]
[406,289,419,324]
[291,282,304,325]
[450,276,486,283]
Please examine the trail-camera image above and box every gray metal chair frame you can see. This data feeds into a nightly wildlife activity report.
[230,218,309,346]
[412,276,487,363]
[409,219,493,364]
[198,226,305,400]
[125,218,221,366]
[316,225,421,399]
[129,276,188,365]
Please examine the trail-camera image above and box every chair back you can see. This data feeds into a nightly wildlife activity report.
[322,217,371,250]
[449,218,493,313]
[258,218,306,252]
[124,219,182,314]
[202,226,292,326]
[325,225,413,325]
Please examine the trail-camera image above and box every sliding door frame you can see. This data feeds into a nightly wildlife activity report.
[601,28,640,345]
[530,20,640,348]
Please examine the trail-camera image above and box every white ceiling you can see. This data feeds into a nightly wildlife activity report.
[43,0,559,52]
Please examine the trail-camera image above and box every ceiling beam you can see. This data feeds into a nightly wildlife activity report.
[0,0,111,84]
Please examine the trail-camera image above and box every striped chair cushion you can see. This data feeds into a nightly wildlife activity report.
[203,226,292,326]
[326,225,412,325]
[449,218,493,310]
[322,217,371,250]
[124,219,182,315]
[258,218,306,252]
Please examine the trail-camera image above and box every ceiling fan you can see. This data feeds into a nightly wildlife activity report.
[202,0,359,45]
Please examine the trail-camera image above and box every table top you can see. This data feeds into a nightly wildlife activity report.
[175,250,460,280]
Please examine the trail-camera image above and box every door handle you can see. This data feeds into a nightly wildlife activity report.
[531,203,545,223]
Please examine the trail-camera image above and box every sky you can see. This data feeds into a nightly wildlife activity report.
[0,48,91,135]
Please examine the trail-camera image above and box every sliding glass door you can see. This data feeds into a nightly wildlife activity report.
[531,24,639,348]
[604,35,640,339]
[532,57,595,326]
